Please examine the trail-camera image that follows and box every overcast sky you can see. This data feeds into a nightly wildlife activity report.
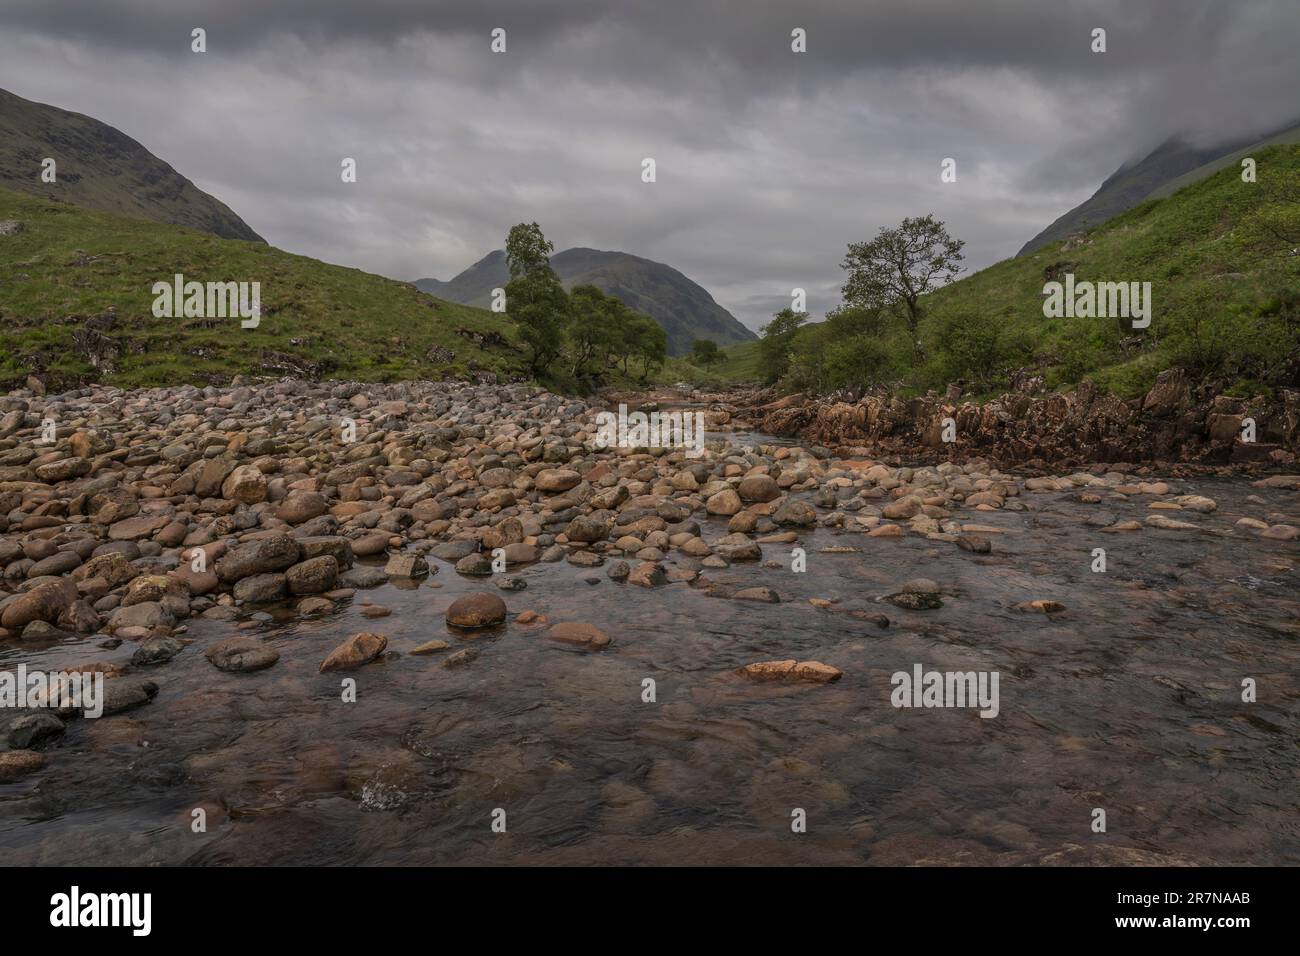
[1,0,1296,330]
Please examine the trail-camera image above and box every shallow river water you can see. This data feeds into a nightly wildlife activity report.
[1,454,1298,866]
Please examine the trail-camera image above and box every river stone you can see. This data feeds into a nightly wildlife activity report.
[340,566,387,588]
[735,586,780,603]
[287,555,340,594]
[955,534,991,553]
[107,514,169,541]
[26,551,82,578]
[277,491,329,524]
[205,637,280,673]
[736,660,842,683]
[98,679,158,715]
[411,639,450,655]
[7,712,65,748]
[714,532,761,560]
[0,577,78,629]
[882,498,922,520]
[298,536,354,568]
[216,535,301,583]
[35,457,92,482]
[131,635,184,666]
[446,593,507,628]
[500,542,538,565]
[222,464,268,503]
[432,539,479,561]
[546,621,611,649]
[1146,514,1198,531]
[627,561,667,587]
[1013,599,1067,614]
[351,533,391,557]
[887,590,943,610]
[773,500,816,526]
[443,648,479,668]
[319,632,388,672]
[738,474,781,502]
[0,750,45,782]
[706,489,742,515]
[564,514,612,543]
[536,469,581,493]
[1261,524,1300,540]
[455,552,495,575]
[72,551,139,587]
[233,573,287,603]
[122,574,188,608]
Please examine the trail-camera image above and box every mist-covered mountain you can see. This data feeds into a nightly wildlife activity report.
[0,87,264,242]
[416,247,756,356]
[1018,119,1300,256]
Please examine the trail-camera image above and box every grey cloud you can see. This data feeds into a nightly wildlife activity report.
[1,0,1296,331]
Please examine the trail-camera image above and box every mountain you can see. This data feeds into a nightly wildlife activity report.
[415,247,756,356]
[0,87,264,243]
[1018,119,1300,256]
[0,187,524,390]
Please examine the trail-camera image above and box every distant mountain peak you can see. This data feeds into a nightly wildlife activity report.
[1018,118,1300,256]
[414,246,754,355]
[0,87,264,243]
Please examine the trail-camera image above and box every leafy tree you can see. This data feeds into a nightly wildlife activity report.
[629,315,667,379]
[691,338,721,365]
[568,284,618,377]
[504,222,555,279]
[841,214,965,363]
[757,307,808,383]
[929,312,1007,388]
[502,222,569,374]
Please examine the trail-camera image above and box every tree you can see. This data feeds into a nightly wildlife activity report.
[757,307,808,383]
[840,214,965,364]
[691,338,721,365]
[568,284,618,377]
[504,222,554,280]
[629,315,667,379]
[502,222,569,374]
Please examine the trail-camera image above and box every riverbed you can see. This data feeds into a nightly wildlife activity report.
[2,446,1296,866]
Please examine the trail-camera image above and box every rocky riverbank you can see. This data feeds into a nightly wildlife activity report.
[743,371,1300,470]
[1,378,1299,861]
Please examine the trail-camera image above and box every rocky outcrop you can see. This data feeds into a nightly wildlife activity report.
[749,373,1299,468]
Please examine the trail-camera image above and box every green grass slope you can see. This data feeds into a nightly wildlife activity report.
[1016,120,1300,257]
[0,187,525,389]
[921,143,1300,398]
[1145,123,1300,201]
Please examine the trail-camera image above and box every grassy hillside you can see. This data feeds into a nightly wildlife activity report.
[737,144,1300,400]
[919,143,1300,399]
[1145,123,1300,201]
[0,88,264,242]
[657,339,762,386]
[0,187,525,389]
[1016,119,1300,256]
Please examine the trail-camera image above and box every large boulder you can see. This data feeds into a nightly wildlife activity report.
[221,464,268,504]
[0,578,78,630]
[319,632,388,672]
[216,535,302,583]
[446,593,507,628]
